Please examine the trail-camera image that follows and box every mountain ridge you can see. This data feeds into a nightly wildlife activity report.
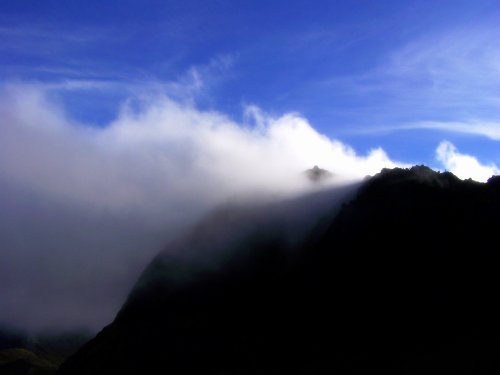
[59,166,500,374]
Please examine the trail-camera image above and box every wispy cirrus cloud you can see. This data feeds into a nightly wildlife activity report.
[337,24,500,165]
[0,23,121,58]
[406,121,500,141]
[322,24,500,127]
[378,26,500,109]
[388,27,500,83]
[0,24,102,43]
[358,120,500,141]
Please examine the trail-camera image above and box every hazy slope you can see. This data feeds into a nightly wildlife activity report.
[60,166,500,374]
[0,329,90,375]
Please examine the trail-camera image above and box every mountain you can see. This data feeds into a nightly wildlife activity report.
[304,165,333,182]
[0,348,58,374]
[0,327,27,351]
[59,166,500,374]
[0,330,90,375]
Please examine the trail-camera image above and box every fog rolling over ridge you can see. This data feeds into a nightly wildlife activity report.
[0,84,389,333]
[129,183,359,301]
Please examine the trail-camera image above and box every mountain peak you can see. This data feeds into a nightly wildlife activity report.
[373,164,466,188]
[304,165,333,182]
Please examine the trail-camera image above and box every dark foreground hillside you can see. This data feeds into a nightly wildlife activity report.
[0,330,90,375]
[60,166,500,374]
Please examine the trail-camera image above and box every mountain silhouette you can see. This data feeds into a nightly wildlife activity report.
[59,166,500,374]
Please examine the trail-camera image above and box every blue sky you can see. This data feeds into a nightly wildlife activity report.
[1,0,500,175]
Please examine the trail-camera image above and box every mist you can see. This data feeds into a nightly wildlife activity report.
[0,83,402,333]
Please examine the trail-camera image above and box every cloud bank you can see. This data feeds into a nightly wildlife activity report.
[436,141,499,182]
[0,83,401,332]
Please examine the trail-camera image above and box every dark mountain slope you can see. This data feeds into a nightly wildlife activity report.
[0,330,90,375]
[60,166,500,374]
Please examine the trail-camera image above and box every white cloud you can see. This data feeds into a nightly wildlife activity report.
[412,120,500,141]
[436,141,499,182]
[0,83,403,209]
[364,120,500,141]
[0,83,403,332]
